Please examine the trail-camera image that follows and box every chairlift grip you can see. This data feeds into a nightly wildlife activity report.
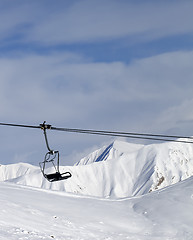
[40,121,53,153]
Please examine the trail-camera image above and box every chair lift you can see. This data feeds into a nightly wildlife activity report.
[39,122,72,182]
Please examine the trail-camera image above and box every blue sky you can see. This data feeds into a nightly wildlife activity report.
[0,0,193,166]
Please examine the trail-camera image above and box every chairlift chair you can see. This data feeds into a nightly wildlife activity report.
[39,122,72,182]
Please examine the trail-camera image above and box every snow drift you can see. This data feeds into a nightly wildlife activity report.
[1,140,193,198]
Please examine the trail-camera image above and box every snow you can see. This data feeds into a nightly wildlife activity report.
[1,140,193,198]
[0,177,193,239]
[0,139,193,239]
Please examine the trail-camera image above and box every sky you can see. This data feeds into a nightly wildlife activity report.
[0,0,193,166]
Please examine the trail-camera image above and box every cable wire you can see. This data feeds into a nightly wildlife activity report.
[0,121,193,144]
[0,122,40,129]
[51,126,193,144]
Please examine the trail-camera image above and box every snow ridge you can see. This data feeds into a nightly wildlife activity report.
[1,140,193,198]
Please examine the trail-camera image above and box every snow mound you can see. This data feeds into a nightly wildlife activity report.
[0,163,38,182]
[1,140,193,198]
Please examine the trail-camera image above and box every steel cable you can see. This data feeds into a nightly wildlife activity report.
[0,121,193,144]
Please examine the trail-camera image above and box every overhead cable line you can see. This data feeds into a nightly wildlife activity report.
[50,126,193,144]
[51,126,193,141]
[0,122,40,129]
[0,121,193,144]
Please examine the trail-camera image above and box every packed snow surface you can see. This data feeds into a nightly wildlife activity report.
[0,177,193,239]
[1,140,193,239]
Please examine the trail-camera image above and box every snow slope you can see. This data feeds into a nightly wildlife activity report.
[1,140,193,198]
[1,140,193,239]
[0,176,193,239]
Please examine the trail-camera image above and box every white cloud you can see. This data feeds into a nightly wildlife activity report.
[28,0,193,44]
[0,0,193,166]
[30,0,193,44]
[1,49,193,128]
[1,49,193,165]
[0,0,193,45]
[154,98,193,135]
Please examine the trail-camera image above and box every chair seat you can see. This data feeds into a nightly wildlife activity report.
[45,171,71,182]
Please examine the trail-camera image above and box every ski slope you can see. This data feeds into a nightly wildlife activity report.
[0,176,193,239]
